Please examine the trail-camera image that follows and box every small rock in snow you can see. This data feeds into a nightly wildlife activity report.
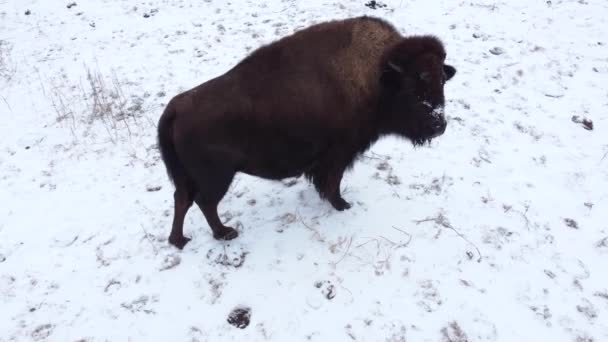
[489,47,505,55]
[364,1,387,10]
[564,218,579,229]
[146,185,162,192]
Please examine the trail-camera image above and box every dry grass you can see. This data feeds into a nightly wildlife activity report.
[45,63,150,144]
[82,64,146,143]
[48,78,79,139]
[0,40,16,82]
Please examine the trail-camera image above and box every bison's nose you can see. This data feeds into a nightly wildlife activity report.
[434,119,447,133]
[429,118,447,138]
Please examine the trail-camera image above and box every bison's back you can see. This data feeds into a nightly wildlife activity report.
[231,16,402,117]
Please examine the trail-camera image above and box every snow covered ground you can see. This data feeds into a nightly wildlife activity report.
[1,0,607,341]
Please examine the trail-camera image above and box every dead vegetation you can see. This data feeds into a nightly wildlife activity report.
[297,210,412,274]
[1,40,16,112]
[43,63,151,143]
[414,212,483,262]
[0,40,16,82]
[83,65,146,142]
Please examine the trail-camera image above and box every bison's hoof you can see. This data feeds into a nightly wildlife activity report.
[169,235,191,250]
[331,197,352,211]
[213,227,239,241]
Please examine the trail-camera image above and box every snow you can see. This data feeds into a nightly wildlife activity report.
[1,0,607,341]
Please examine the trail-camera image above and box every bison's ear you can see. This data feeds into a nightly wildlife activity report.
[443,64,456,81]
[380,61,404,88]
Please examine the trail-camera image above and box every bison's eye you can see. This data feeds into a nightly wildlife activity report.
[419,71,431,83]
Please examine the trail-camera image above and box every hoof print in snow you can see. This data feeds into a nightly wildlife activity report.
[417,280,442,312]
[564,218,579,229]
[143,9,158,18]
[159,254,181,271]
[275,212,296,233]
[593,291,608,302]
[440,321,468,342]
[489,47,505,55]
[376,161,390,171]
[67,2,77,9]
[121,295,156,314]
[595,237,608,250]
[206,247,247,268]
[365,1,387,10]
[576,334,595,342]
[577,301,597,320]
[31,324,54,341]
[572,116,593,130]
[25,10,31,16]
[386,173,401,186]
[227,306,251,329]
[530,305,552,324]
[315,280,336,300]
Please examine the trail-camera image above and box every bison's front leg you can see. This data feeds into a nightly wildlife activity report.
[328,192,352,211]
[308,155,352,211]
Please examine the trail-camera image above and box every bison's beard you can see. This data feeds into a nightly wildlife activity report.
[411,137,433,147]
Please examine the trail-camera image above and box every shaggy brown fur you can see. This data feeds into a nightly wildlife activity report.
[158,16,456,248]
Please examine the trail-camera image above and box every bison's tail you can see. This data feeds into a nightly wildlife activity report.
[157,101,186,185]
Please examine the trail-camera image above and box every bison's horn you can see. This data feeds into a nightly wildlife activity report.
[387,61,403,73]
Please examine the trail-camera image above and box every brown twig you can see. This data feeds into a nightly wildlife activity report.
[512,203,532,230]
[413,217,439,225]
[297,209,325,243]
[140,224,158,255]
[333,236,353,266]
[104,279,121,293]
[355,237,380,249]
[391,226,413,247]
[414,213,483,262]
[1,95,11,113]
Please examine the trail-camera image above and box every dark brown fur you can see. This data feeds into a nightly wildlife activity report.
[158,16,456,248]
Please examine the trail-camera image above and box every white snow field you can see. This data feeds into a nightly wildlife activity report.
[1,0,607,341]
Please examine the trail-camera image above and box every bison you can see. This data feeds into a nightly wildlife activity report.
[158,16,456,249]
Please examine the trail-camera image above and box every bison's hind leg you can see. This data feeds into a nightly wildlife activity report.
[168,178,197,249]
[188,159,239,240]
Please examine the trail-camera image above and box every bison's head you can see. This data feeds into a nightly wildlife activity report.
[379,36,456,146]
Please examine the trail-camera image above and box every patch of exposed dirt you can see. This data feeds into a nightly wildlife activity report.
[227,306,251,329]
